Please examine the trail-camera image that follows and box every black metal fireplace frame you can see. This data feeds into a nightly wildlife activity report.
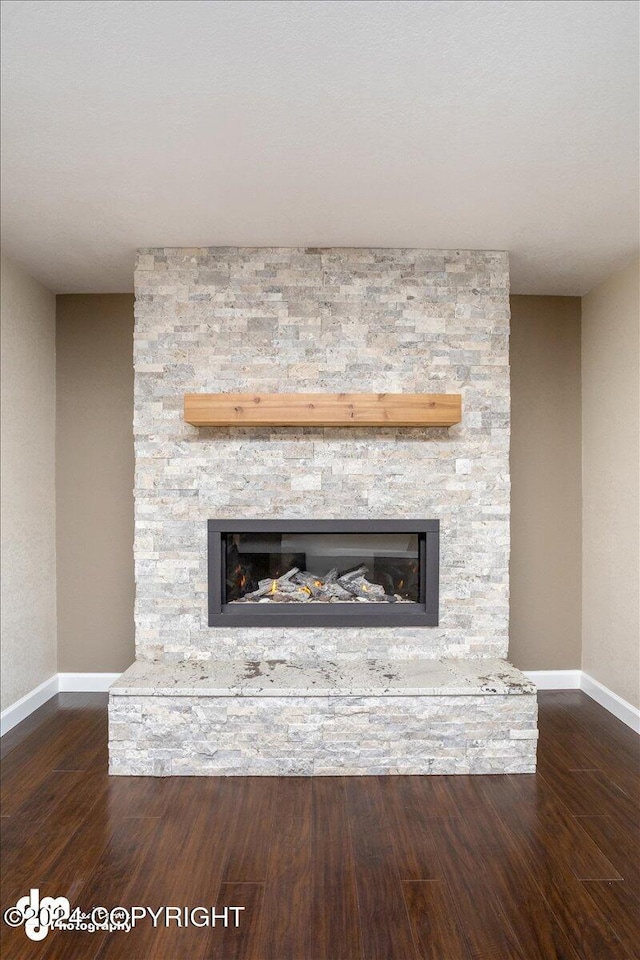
[208,519,439,627]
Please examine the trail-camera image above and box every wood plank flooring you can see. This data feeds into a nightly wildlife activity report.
[0,690,638,959]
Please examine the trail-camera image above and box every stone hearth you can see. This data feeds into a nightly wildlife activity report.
[109,659,537,776]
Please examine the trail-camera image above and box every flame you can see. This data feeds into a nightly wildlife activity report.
[362,584,368,592]
[302,585,312,595]
[398,579,404,590]
[270,579,278,595]
[240,574,246,589]
[314,580,323,587]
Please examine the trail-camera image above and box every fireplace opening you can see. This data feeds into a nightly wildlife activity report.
[208,520,439,627]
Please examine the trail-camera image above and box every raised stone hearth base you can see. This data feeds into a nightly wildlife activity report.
[108,659,537,776]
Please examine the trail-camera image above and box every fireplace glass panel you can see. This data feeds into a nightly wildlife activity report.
[225,532,420,604]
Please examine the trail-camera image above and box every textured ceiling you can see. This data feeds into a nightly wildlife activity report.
[1,0,638,294]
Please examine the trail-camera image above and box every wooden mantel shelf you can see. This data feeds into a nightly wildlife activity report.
[184,393,462,428]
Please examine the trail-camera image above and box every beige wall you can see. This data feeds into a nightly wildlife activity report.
[56,295,135,673]
[509,296,582,670]
[582,259,639,708]
[4,277,636,702]
[1,256,57,710]
[52,292,584,676]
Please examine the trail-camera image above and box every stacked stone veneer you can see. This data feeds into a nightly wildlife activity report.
[133,247,511,663]
[110,694,537,776]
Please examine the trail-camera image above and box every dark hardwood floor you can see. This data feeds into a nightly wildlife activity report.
[1,690,638,959]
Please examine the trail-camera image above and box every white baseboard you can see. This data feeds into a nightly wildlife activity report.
[580,672,640,734]
[0,674,59,736]
[58,672,122,692]
[524,668,640,734]
[2,669,638,736]
[0,672,122,736]
[523,669,581,689]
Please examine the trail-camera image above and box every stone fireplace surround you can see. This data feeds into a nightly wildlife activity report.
[108,246,538,776]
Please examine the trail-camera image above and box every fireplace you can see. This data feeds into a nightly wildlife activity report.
[208,519,439,626]
[111,248,537,780]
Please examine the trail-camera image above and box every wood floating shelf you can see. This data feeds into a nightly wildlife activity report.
[184,392,462,428]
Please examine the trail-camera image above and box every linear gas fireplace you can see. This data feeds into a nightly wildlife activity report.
[208,519,439,627]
